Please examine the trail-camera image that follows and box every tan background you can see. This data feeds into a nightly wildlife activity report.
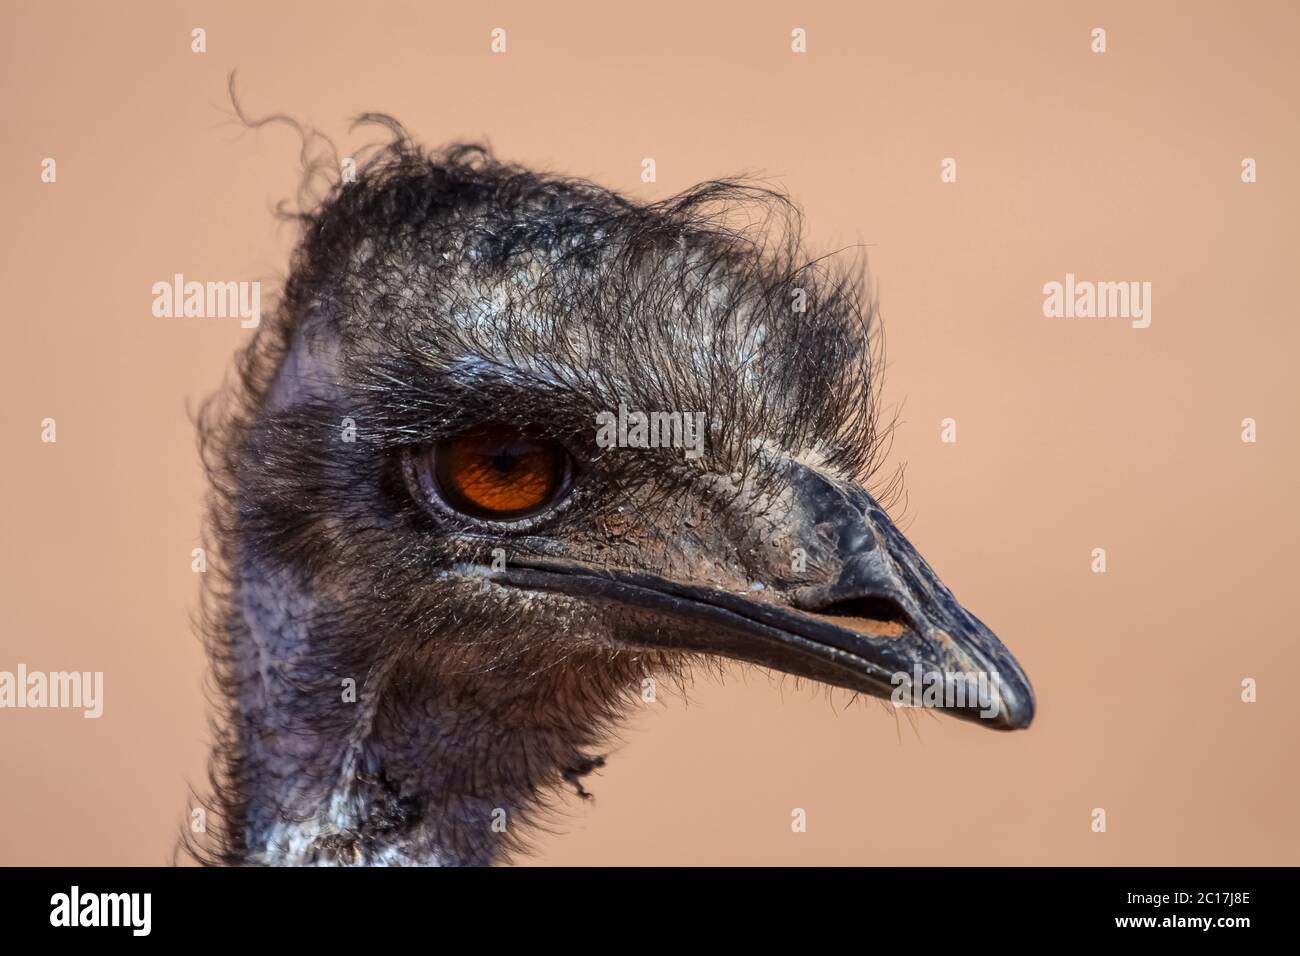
[2,1,1297,865]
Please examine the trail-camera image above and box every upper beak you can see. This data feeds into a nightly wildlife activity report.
[496,465,1035,731]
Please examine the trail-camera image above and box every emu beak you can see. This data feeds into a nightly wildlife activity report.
[498,466,1035,731]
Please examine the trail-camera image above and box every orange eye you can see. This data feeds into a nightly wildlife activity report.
[430,426,569,520]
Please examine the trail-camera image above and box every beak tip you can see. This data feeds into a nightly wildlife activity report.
[992,677,1036,730]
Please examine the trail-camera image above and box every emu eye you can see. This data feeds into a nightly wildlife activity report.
[418,426,571,521]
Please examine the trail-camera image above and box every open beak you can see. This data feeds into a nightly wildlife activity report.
[496,465,1035,731]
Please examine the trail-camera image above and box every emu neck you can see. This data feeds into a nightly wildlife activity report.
[221,565,626,866]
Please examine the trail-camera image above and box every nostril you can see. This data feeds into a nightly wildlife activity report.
[817,596,913,630]
[789,577,916,637]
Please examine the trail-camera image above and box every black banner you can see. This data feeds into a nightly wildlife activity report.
[0,866,1280,941]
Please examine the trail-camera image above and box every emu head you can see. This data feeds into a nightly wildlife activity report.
[195,132,1034,866]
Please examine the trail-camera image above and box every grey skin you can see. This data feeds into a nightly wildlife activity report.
[191,131,1034,867]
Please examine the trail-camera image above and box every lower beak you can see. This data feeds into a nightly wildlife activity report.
[497,468,1035,731]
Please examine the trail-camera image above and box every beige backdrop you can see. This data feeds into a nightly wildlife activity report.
[2,1,1297,865]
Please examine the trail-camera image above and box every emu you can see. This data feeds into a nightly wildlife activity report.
[191,120,1034,866]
